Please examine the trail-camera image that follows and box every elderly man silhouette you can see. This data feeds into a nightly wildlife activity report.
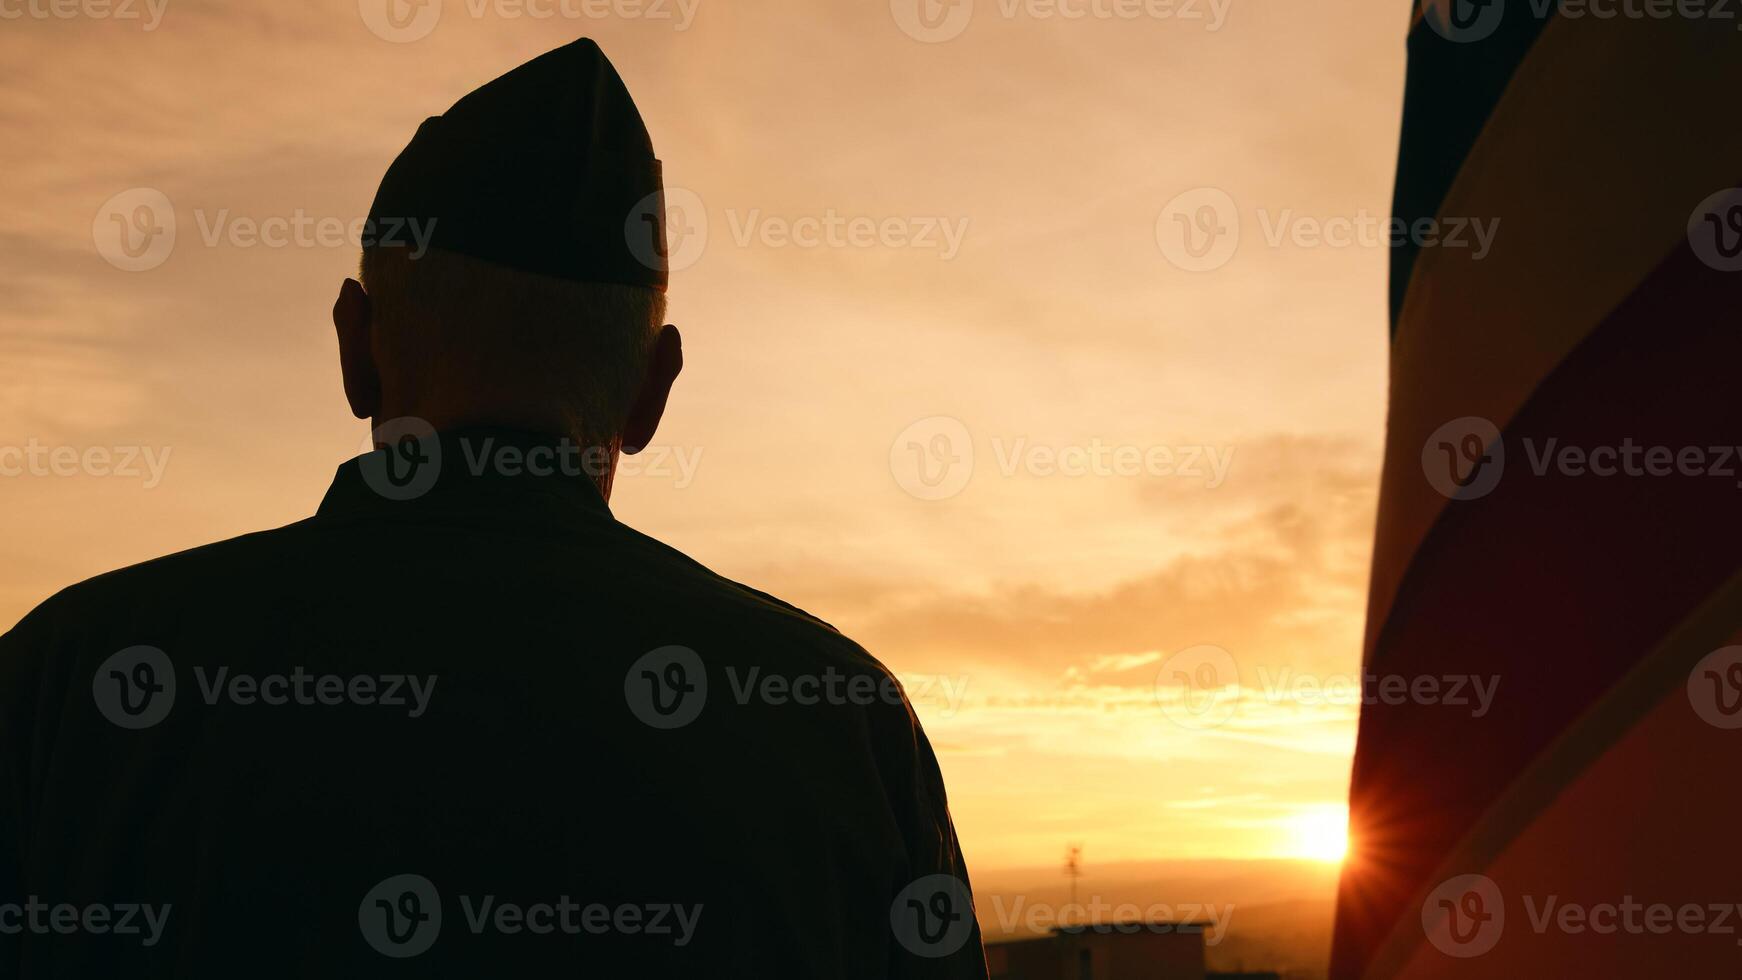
[0,38,986,978]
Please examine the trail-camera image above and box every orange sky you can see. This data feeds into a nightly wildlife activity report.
[0,0,1405,872]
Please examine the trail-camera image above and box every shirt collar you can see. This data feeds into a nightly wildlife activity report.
[316,425,615,522]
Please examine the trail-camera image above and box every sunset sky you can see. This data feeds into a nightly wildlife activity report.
[0,0,1405,874]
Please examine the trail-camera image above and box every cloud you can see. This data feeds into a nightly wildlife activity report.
[847,433,1376,685]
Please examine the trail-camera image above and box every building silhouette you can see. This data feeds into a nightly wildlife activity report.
[987,923,1205,979]
[986,923,1284,980]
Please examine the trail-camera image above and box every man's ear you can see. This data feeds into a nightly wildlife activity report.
[622,324,683,455]
[333,278,380,420]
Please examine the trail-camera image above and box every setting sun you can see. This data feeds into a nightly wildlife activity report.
[1286,805,1350,863]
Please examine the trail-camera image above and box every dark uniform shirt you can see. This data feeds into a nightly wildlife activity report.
[0,428,988,978]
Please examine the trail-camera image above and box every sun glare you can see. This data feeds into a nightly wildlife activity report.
[1286,805,1350,863]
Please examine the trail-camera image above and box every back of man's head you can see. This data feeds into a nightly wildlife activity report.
[357,245,667,450]
[336,38,681,493]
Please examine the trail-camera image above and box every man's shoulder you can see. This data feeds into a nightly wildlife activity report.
[0,520,323,699]
[14,519,322,623]
[10,515,898,689]
[603,521,896,678]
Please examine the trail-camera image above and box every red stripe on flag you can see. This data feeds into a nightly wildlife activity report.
[1333,234,1742,977]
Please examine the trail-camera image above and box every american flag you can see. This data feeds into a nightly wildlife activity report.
[1332,2,1742,976]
